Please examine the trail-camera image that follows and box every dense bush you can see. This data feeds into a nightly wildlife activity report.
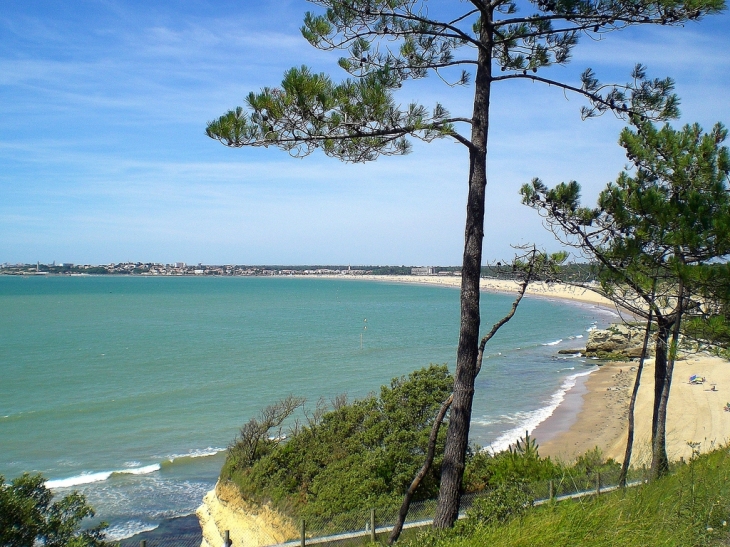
[223,364,454,520]
[464,482,534,527]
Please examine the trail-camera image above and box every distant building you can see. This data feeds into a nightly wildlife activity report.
[411,267,435,276]
[174,262,185,268]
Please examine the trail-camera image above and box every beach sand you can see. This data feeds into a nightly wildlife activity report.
[537,353,730,465]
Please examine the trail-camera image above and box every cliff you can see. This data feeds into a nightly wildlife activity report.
[196,481,298,547]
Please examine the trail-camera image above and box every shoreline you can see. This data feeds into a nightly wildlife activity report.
[96,275,715,541]
[311,274,619,309]
[537,353,730,465]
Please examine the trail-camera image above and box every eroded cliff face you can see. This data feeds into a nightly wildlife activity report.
[197,481,297,547]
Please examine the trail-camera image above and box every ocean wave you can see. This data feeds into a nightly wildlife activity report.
[486,368,596,454]
[49,446,226,489]
[552,352,582,360]
[542,339,563,346]
[105,521,159,541]
[47,464,161,489]
[472,418,499,426]
[162,447,225,466]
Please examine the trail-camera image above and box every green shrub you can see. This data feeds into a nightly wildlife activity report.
[463,433,559,492]
[465,482,534,526]
[224,365,453,523]
[401,446,730,547]
[0,473,106,547]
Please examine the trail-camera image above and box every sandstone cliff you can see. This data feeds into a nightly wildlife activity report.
[196,481,298,547]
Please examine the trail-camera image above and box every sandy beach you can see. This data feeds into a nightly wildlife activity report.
[537,353,730,465]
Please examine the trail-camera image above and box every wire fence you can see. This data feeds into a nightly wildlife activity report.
[118,466,649,547]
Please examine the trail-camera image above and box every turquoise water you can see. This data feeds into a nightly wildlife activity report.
[0,276,614,538]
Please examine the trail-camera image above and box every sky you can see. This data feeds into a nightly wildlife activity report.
[1,0,729,266]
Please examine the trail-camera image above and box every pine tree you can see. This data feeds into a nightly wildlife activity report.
[521,119,730,478]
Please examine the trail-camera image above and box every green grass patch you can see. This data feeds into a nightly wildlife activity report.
[400,448,730,547]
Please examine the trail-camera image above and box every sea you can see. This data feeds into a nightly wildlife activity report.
[0,275,616,539]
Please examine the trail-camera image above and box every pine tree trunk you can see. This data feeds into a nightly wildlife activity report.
[650,316,672,479]
[433,21,492,530]
[388,394,453,544]
[619,308,653,487]
[651,282,684,479]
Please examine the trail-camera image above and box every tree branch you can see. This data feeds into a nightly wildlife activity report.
[387,393,454,545]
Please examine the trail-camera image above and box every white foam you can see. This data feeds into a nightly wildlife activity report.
[555,352,582,360]
[47,471,113,488]
[47,464,160,489]
[542,339,563,346]
[105,521,159,541]
[486,368,596,454]
[166,447,225,462]
[123,464,161,475]
[473,418,499,426]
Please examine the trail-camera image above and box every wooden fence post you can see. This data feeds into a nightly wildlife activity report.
[370,508,376,543]
[595,472,601,495]
[300,519,306,547]
[140,541,146,547]
[549,479,554,501]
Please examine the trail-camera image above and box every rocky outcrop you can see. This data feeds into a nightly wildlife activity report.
[584,323,654,359]
[196,481,298,547]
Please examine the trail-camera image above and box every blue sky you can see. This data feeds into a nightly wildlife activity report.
[1,1,728,266]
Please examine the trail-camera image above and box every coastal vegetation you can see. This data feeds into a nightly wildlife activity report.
[222,365,454,521]
[206,0,723,527]
[220,366,621,538]
[0,473,106,547]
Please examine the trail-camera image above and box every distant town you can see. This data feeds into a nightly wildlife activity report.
[0,262,461,277]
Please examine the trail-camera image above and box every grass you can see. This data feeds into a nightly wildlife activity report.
[398,447,730,547]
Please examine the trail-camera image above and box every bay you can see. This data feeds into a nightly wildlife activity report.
[0,275,614,538]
